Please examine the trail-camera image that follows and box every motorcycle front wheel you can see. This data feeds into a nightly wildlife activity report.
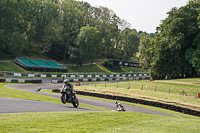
[61,94,67,104]
[72,98,79,108]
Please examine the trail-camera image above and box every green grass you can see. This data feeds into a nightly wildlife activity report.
[1,111,200,133]
[74,79,200,111]
[161,78,200,83]
[0,82,82,109]
[122,66,148,72]
[68,64,106,73]
[1,81,200,132]
[0,62,26,72]
[0,83,61,104]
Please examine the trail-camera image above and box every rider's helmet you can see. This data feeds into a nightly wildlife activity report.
[115,100,118,104]
[64,79,69,84]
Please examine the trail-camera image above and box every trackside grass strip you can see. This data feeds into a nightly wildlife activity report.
[1,111,200,133]
[0,83,107,111]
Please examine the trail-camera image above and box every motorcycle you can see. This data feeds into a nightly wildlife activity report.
[60,87,79,108]
[115,101,126,112]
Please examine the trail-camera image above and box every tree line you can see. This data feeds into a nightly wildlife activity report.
[2,0,199,79]
[0,0,151,66]
[138,0,200,79]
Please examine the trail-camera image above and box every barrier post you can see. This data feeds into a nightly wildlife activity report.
[128,83,130,89]
[197,80,200,98]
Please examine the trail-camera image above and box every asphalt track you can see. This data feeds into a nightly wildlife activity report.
[2,84,179,117]
[0,97,99,114]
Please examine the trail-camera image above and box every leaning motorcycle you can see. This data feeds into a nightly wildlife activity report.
[60,88,79,108]
[115,101,126,112]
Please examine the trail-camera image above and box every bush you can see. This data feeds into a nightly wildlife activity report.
[103,60,113,68]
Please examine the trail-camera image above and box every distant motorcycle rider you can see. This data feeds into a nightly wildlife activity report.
[115,100,123,108]
[115,100,125,111]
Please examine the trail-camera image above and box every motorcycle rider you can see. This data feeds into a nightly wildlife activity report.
[61,79,74,99]
[115,100,125,111]
[115,100,123,108]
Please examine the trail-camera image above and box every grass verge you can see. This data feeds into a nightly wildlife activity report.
[1,111,200,133]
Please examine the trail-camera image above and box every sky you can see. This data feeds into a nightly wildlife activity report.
[76,0,189,33]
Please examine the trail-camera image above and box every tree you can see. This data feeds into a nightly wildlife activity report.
[70,25,101,66]
[137,34,152,68]
[89,6,122,58]
[0,0,142,63]
[61,0,86,63]
[120,28,140,60]
[147,0,200,79]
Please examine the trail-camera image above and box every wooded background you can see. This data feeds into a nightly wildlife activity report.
[0,0,200,79]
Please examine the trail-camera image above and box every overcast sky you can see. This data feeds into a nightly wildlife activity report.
[76,0,189,33]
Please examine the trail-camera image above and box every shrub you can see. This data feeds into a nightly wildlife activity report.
[103,60,113,68]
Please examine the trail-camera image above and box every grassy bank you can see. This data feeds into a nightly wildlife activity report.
[1,111,200,133]
[74,79,200,111]
[0,62,26,72]
[0,61,147,73]
[68,64,107,73]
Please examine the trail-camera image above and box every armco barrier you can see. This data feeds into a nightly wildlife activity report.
[0,76,149,84]
[0,79,42,83]
[0,71,149,78]
[52,89,200,117]
[51,77,148,83]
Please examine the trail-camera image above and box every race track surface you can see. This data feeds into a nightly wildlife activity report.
[0,97,99,114]
[4,84,179,117]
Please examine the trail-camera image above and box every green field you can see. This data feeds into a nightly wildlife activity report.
[1,111,200,133]
[0,79,200,133]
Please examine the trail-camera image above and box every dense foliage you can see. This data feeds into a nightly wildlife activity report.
[138,0,200,79]
[0,0,142,66]
[3,0,199,79]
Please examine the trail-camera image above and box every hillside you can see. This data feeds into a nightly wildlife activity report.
[0,60,147,73]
